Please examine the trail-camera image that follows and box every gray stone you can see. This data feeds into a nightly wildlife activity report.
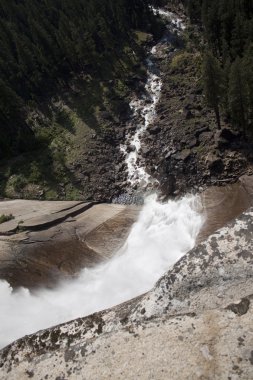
[187,137,198,149]
[0,201,139,288]
[173,149,191,161]
[1,205,253,379]
[0,200,91,235]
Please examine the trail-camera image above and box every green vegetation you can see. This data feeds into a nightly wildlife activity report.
[181,0,253,136]
[0,0,160,158]
[171,52,193,69]
[202,52,224,129]
[0,214,14,224]
[0,0,165,200]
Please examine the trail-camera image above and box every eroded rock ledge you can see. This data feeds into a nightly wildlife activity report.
[0,200,139,288]
[1,208,253,379]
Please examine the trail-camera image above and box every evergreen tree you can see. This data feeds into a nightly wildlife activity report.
[202,52,224,129]
[242,44,253,130]
[228,57,248,135]
[183,0,253,134]
[0,0,157,157]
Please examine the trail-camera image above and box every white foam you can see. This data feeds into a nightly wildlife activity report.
[152,7,186,31]
[121,8,185,188]
[121,68,162,187]
[0,195,202,348]
[0,8,196,350]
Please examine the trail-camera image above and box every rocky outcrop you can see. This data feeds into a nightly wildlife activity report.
[1,207,253,379]
[0,200,139,288]
[0,200,94,235]
[142,11,253,197]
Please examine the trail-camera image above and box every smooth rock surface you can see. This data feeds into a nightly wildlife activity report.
[0,201,139,288]
[1,208,253,379]
[0,200,92,235]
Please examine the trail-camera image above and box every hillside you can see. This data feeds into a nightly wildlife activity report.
[0,0,253,201]
[1,2,253,379]
[0,0,162,200]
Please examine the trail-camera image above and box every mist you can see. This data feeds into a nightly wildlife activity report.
[0,194,203,349]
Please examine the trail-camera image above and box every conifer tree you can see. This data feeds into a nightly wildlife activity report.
[242,46,253,132]
[0,0,157,157]
[228,57,248,135]
[183,0,253,134]
[202,52,224,129]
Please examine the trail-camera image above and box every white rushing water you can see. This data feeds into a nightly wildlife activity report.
[120,43,162,187]
[152,8,186,32]
[120,65,162,187]
[121,8,185,188]
[0,194,202,349]
[0,9,202,350]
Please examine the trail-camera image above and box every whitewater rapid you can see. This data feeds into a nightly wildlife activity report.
[0,9,202,350]
[120,63,162,187]
[0,195,202,349]
[121,8,185,189]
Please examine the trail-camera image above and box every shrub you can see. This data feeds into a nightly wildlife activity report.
[0,214,14,224]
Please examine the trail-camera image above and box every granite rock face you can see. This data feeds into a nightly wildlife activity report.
[1,208,253,379]
[0,200,139,288]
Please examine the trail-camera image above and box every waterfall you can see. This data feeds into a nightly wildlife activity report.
[121,8,185,189]
[0,195,202,349]
[0,10,203,350]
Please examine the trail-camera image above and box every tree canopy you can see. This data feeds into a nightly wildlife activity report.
[183,0,253,135]
[0,0,156,157]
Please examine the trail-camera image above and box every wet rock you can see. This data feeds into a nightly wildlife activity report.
[126,144,136,153]
[0,201,140,288]
[160,175,176,195]
[141,146,150,157]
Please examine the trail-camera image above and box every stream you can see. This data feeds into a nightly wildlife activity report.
[0,9,203,349]
[121,8,185,189]
[0,9,252,350]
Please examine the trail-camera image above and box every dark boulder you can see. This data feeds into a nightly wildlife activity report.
[220,127,240,142]
[208,156,224,175]
[148,125,161,135]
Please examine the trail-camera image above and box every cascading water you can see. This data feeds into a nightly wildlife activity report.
[121,8,185,189]
[0,10,203,349]
[0,195,202,349]
[120,61,162,187]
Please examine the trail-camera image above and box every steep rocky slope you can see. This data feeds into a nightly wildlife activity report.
[142,6,253,197]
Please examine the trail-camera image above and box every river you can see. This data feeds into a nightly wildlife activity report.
[0,8,252,350]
